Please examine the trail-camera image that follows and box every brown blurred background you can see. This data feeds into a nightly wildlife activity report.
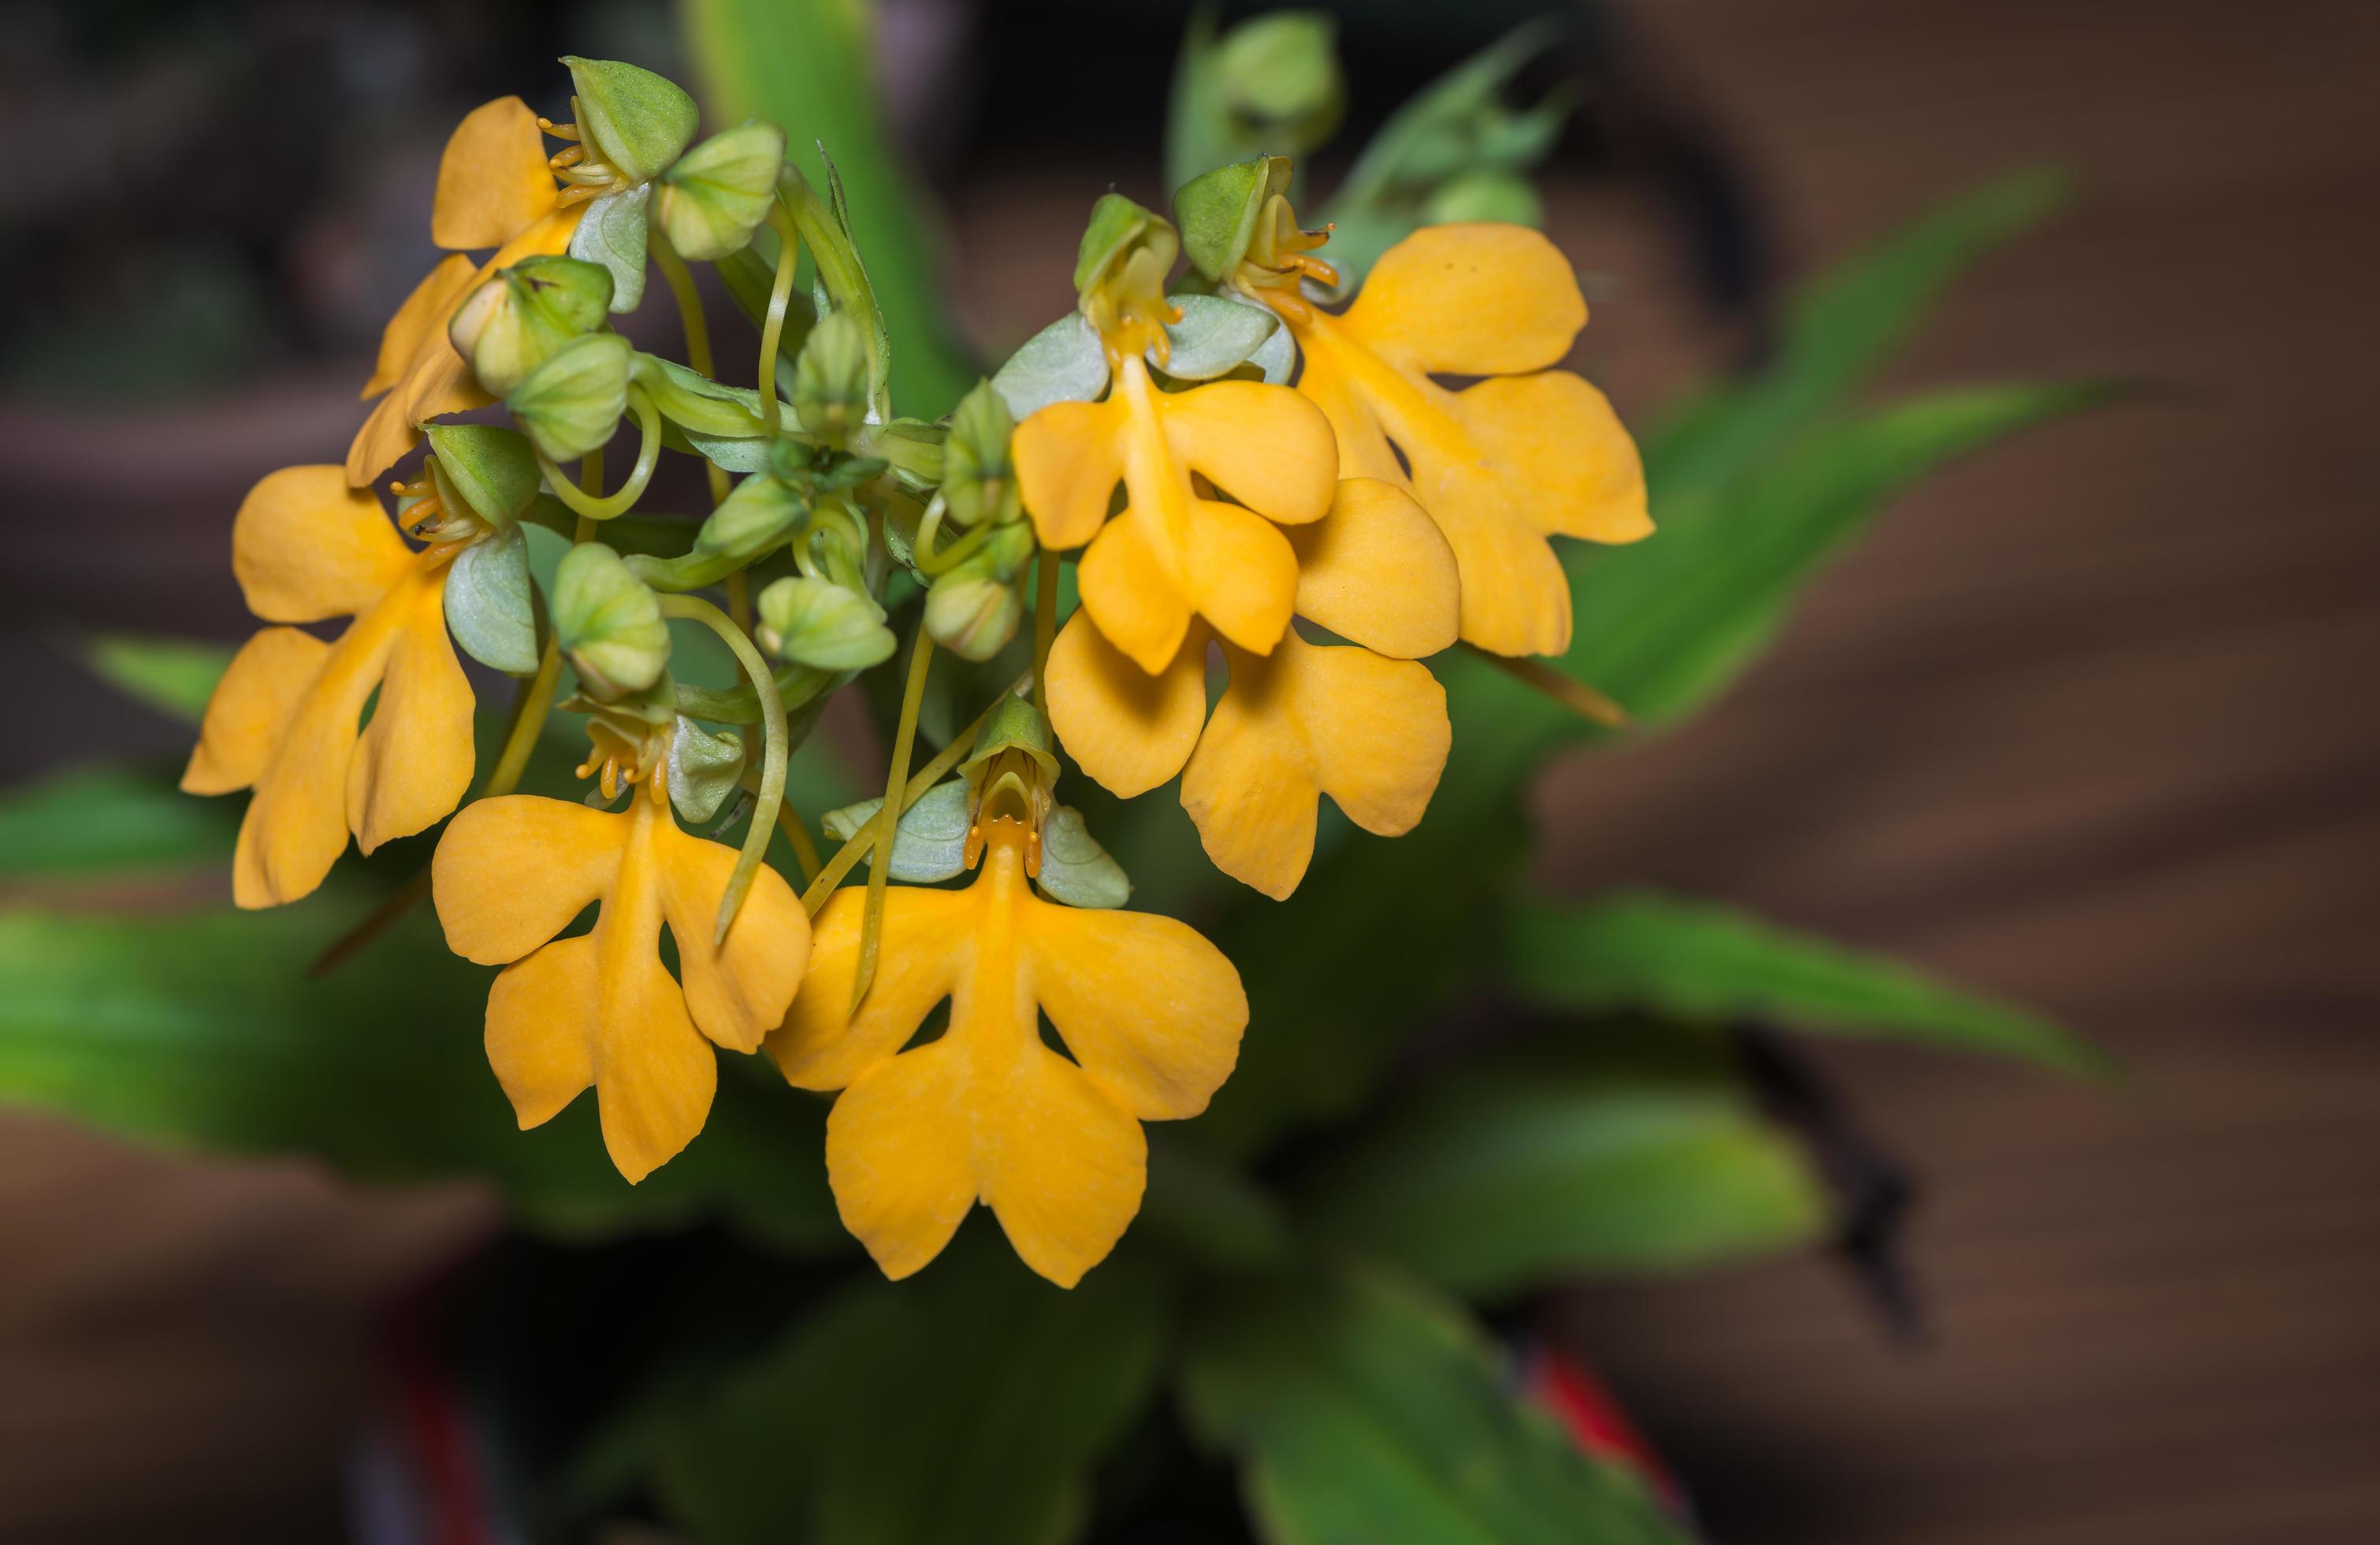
[2,0,2376,1539]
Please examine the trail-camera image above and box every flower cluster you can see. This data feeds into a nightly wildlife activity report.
[183,58,1643,1287]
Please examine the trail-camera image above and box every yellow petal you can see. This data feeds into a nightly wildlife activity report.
[365,255,480,400]
[1160,378,1337,527]
[229,597,409,908]
[976,1043,1147,1288]
[1014,398,1126,550]
[347,575,474,854]
[769,885,972,1089]
[1180,632,1449,899]
[430,96,560,251]
[433,795,623,966]
[1288,478,1459,659]
[1045,612,1207,798]
[824,1041,976,1279]
[1451,371,1651,545]
[1342,222,1585,376]
[485,933,600,1129]
[231,466,413,624]
[1024,899,1246,1120]
[592,940,719,1184]
[1077,506,1194,675]
[183,627,329,796]
[1401,438,1577,657]
[1188,497,1302,659]
[1289,344,1408,484]
[654,812,811,1054]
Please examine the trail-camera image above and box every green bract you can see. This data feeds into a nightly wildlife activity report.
[755,575,894,671]
[563,55,699,184]
[508,333,632,462]
[1174,156,1292,285]
[552,542,669,698]
[423,425,541,528]
[658,121,789,261]
[448,255,614,395]
[697,473,805,557]
[1073,193,1178,298]
[823,780,970,883]
[442,523,541,676]
[664,716,748,824]
[570,183,653,314]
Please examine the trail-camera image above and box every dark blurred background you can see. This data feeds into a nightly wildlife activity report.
[3,0,2376,1539]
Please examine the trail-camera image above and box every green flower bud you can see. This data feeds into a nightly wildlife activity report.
[449,255,614,395]
[656,120,787,262]
[793,307,871,443]
[507,332,631,462]
[755,575,895,671]
[924,569,1021,662]
[696,472,805,558]
[1215,12,1344,151]
[977,519,1036,582]
[422,425,540,528]
[561,56,699,185]
[941,379,1019,529]
[1421,167,1544,227]
[552,542,670,699]
[1174,156,1292,285]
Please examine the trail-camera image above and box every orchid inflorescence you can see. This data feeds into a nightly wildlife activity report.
[184,54,1646,1289]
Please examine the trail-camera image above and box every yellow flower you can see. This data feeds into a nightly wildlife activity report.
[1047,478,1456,898]
[1011,350,1338,673]
[432,773,812,1183]
[350,97,582,487]
[183,466,475,908]
[1248,222,1650,657]
[769,817,1247,1287]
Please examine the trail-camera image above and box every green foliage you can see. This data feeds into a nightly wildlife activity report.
[82,633,230,723]
[1182,1267,1687,1544]
[0,761,235,877]
[1509,891,2107,1075]
[654,1236,1176,1543]
[0,901,843,1248]
[1298,1037,1829,1297]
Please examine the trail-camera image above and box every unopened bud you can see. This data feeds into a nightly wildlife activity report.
[422,425,541,529]
[793,307,870,442]
[924,569,1022,662]
[450,255,613,395]
[656,120,787,261]
[755,575,895,671]
[552,542,670,699]
[1214,13,1344,153]
[507,332,631,462]
[941,380,1020,529]
[696,472,805,558]
[1421,168,1543,228]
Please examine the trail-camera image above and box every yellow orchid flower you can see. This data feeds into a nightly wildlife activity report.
[1248,222,1651,657]
[183,466,474,909]
[1011,352,1338,675]
[351,97,582,487]
[432,772,812,1183]
[769,817,1247,1287]
[1046,478,1456,898]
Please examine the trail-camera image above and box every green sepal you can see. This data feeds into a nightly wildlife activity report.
[923,568,1021,662]
[793,307,871,441]
[961,694,1058,785]
[697,472,805,558]
[1073,193,1177,297]
[448,254,613,395]
[755,575,895,671]
[820,779,969,883]
[569,182,653,314]
[552,541,670,698]
[422,424,541,527]
[989,313,1108,420]
[1155,293,1279,381]
[1173,156,1292,284]
[1034,806,1130,909]
[657,120,788,261]
[443,523,543,676]
[665,716,748,824]
[562,56,699,184]
[938,379,1017,528]
[508,333,631,462]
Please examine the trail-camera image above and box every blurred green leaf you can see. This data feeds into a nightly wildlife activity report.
[1508,889,2103,1075]
[82,634,231,724]
[684,0,976,416]
[1181,1266,1687,1544]
[0,902,843,1249]
[659,1234,1175,1544]
[1297,1046,1828,1296]
[0,761,233,877]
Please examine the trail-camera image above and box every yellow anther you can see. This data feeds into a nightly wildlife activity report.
[537,117,581,143]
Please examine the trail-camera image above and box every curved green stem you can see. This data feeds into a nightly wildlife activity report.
[538,386,664,522]
[799,671,1029,914]
[851,626,935,1011]
[660,594,789,943]
[650,229,734,512]
[759,203,802,437]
